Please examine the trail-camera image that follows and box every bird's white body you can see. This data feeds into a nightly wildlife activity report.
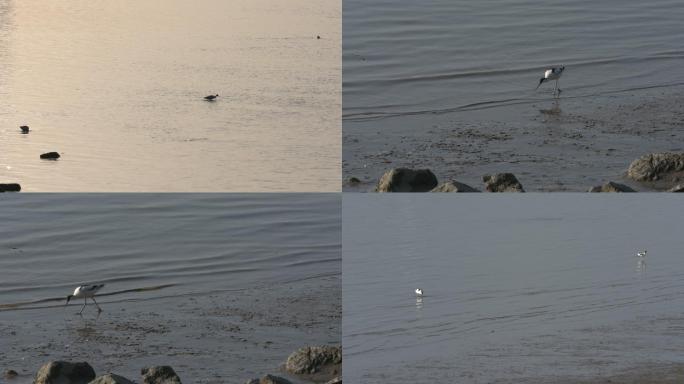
[67,284,105,313]
[636,250,647,258]
[543,68,563,80]
[536,66,565,97]
[415,288,423,296]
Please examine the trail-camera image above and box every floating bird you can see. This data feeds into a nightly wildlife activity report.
[204,94,219,101]
[66,284,105,314]
[536,66,565,97]
[20,125,29,134]
[415,288,423,296]
[636,250,647,258]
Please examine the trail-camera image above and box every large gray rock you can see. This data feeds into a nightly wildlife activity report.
[285,345,342,375]
[430,180,479,192]
[0,183,21,192]
[588,181,636,193]
[35,361,96,384]
[141,366,181,384]
[375,168,438,192]
[89,374,135,384]
[482,173,524,192]
[627,152,684,181]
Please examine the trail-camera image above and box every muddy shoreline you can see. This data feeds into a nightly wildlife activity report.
[0,275,341,384]
[343,87,684,192]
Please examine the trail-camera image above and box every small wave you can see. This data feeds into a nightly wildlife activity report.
[344,81,684,122]
[0,283,175,311]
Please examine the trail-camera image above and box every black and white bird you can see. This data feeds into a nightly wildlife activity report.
[204,94,219,101]
[415,288,423,296]
[636,250,647,258]
[66,284,105,314]
[536,66,565,97]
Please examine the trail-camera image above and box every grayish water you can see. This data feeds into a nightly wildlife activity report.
[343,0,684,191]
[0,0,341,192]
[0,194,340,382]
[343,195,684,383]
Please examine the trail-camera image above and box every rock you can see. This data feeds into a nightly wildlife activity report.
[325,377,342,384]
[627,152,684,181]
[0,183,21,192]
[20,125,29,134]
[348,177,361,184]
[667,184,684,192]
[40,152,61,160]
[4,369,18,379]
[482,173,524,192]
[141,366,182,384]
[285,345,342,375]
[89,374,136,384]
[35,361,96,384]
[375,168,438,192]
[588,181,636,193]
[430,180,479,192]
[260,375,292,384]
[244,375,292,384]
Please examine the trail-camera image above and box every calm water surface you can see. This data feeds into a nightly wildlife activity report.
[344,0,684,120]
[0,194,340,306]
[0,0,340,191]
[343,195,684,383]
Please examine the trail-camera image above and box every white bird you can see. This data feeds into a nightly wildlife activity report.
[66,284,105,314]
[536,66,565,97]
[636,250,647,258]
[415,288,423,296]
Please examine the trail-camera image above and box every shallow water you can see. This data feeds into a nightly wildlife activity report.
[343,0,684,191]
[343,195,684,383]
[0,194,341,382]
[0,0,340,191]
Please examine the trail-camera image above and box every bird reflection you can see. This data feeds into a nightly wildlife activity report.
[636,258,647,274]
[415,296,423,310]
[539,99,562,116]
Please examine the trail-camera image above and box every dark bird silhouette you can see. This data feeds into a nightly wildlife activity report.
[20,125,29,134]
[204,94,219,101]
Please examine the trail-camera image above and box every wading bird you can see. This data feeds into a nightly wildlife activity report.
[415,288,423,296]
[536,66,565,97]
[204,94,219,101]
[66,284,105,314]
[636,250,647,258]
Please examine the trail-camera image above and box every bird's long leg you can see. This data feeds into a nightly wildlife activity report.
[554,79,559,98]
[91,297,103,312]
[80,297,86,314]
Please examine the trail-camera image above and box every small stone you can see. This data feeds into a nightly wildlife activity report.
[4,369,18,379]
[40,152,60,160]
[0,183,21,192]
[588,181,636,193]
